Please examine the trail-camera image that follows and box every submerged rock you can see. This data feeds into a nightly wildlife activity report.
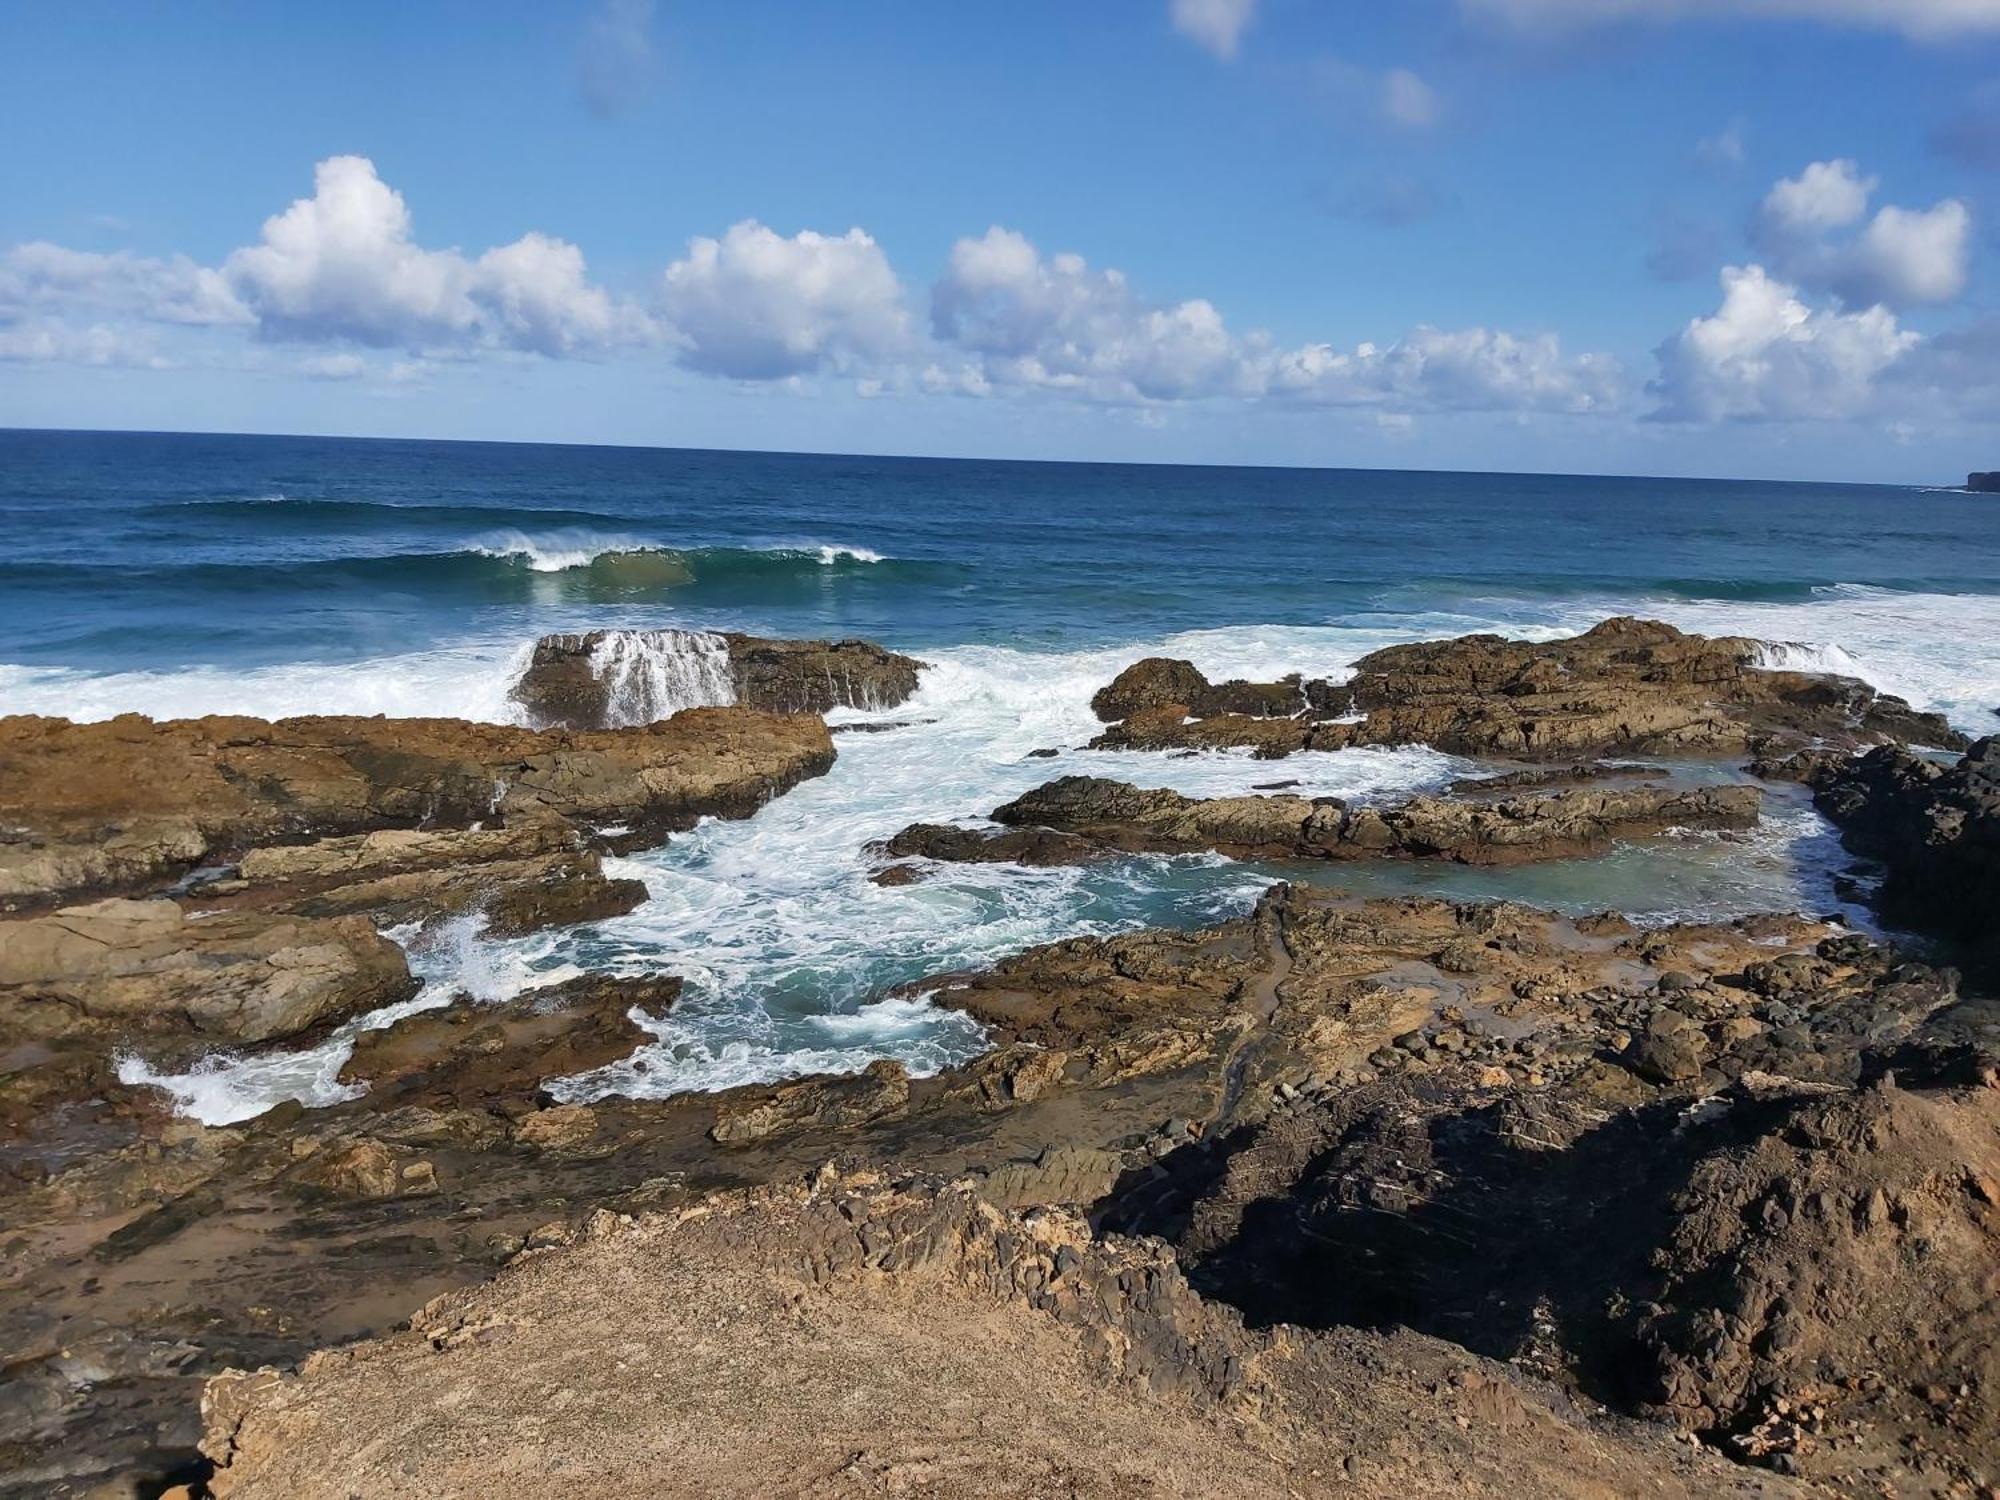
[510,628,924,728]
[1088,617,1963,760]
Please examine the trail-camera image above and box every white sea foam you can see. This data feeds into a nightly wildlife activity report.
[32,588,2000,1119]
[114,916,584,1126]
[470,528,654,571]
[588,629,737,724]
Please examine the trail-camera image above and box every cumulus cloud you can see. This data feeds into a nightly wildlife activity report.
[1170,0,1258,58]
[929,226,1618,413]
[1650,263,1919,421]
[224,156,644,354]
[660,220,910,379]
[575,0,659,117]
[1751,159,1972,308]
[1461,0,2000,40]
[1758,158,1875,235]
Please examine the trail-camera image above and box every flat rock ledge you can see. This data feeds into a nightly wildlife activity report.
[1087,616,1964,760]
[873,771,1760,878]
[510,628,925,728]
[0,707,835,907]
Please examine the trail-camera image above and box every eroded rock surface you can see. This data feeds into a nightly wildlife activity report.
[510,629,924,728]
[194,1172,1797,1500]
[1791,737,2000,981]
[876,772,1760,874]
[1089,618,1963,760]
[0,707,836,906]
[0,899,414,1051]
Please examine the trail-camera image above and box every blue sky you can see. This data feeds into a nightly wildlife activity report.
[2,0,1997,481]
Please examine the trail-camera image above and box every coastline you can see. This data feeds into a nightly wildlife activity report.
[3,614,1996,1497]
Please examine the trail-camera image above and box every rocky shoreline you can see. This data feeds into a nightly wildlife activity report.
[2,618,1996,1499]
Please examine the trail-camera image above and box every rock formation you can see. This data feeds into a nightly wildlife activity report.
[1779,736,2000,982]
[192,1171,1803,1500]
[0,707,834,906]
[510,628,924,728]
[0,898,415,1051]
[873,771,1760,877]
[1088,618,1963,760]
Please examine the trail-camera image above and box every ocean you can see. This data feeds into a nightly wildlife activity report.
[5,427,1996,1124]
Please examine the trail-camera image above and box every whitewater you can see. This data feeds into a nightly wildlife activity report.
[47,584,1996,1125]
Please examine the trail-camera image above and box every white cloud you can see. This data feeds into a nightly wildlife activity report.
[1759,159,1875,235]
[298,352,367,380]
[1258,326,1621,414]
[575,0,658,118]
[1170,0,1257,58]
[0,242,247,326]
[0,317,172,368]
[1695,121,1747,170]
[660,220,911,380]
[1381,68,1440,128]
[1752,160,1972,309]
[930,226,1619,413]
[223,156,645,354]
[1842,200,1972,306]
[1461,0,2000,40]
[1650,263,1918,421]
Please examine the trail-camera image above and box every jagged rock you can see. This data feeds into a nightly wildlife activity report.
[708,1059,911,1143]
[1795,737,2000,981]
[1088,618,1964,760]
[229,824,646,935]
[337,973,674,1111]
[0,898,415,1050]
[510,629,924,728]
[288,1137,436,1199]
[195,1171,1785,1500]
[0,707,835,905]
[880,774,1761,869]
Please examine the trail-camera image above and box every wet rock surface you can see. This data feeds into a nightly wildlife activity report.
[0,707,837,906]
[510,629,924,728]
[875,771,1761,873]
[1788,737,2000,983]
[1089,617,1964,760]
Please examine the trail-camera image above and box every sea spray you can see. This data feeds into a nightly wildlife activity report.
[587,629,738,725]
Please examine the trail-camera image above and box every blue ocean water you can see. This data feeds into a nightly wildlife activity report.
[4,428,1996,1122]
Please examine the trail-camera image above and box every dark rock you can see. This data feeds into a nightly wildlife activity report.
[511,630,924,728]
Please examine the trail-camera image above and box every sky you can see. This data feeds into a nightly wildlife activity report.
[1,0,1997,482]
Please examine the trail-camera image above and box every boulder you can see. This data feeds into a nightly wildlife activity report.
[510,629,924,728]
[0,898,415,1049]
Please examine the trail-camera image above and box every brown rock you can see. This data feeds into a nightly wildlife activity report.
[709,1059,910,1143]
[888,774,1762,868]
[0,898,415,1049]
[0,707,836,905]
[1088,618,1963,761]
